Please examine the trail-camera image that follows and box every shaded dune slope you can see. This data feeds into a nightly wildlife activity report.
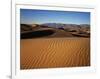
[20,38,90,69]
[21,29,55,39]
[21,28,73,39]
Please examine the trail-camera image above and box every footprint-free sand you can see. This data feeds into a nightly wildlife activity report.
[20,38,90,69]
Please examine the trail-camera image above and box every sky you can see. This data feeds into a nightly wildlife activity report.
[20,9,90,25]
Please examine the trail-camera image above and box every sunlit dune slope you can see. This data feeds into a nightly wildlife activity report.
[20,38,90,69]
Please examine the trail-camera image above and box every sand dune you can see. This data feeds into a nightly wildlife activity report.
[21,27,74,39]
[21,29,55,39]
[20,38,90,69]
[21,24,90,39]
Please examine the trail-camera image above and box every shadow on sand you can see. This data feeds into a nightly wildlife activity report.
[21,30,55,39]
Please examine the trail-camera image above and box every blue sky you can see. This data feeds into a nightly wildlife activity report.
[20,9,90,25]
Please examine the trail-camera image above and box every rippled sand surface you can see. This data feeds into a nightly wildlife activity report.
[20,38,90,69]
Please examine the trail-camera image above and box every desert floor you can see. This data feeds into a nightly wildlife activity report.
[20,38,90,69]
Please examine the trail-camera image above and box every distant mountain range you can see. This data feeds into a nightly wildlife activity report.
[41,23,90,32]
[41,23,90,28]
[21,23,90,32]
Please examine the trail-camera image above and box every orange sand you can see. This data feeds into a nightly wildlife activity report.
[20,38,90,69]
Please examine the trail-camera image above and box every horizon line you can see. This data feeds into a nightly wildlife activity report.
[20,22,90,25]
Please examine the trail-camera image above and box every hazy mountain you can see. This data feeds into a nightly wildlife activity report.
[41,23,90,28]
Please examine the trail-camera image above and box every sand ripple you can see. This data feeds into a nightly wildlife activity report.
[20,38,90,69]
